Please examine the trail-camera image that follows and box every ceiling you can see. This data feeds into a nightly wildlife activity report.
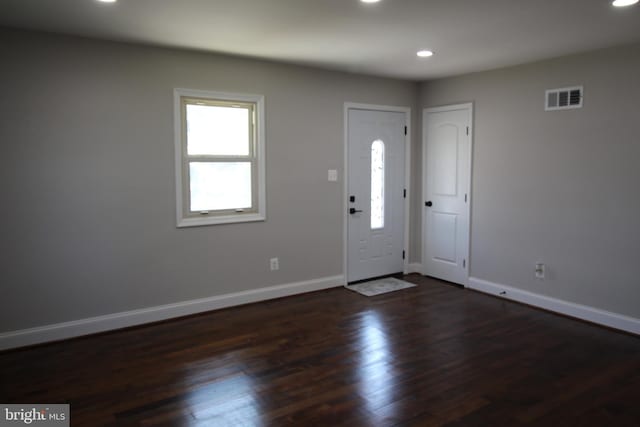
[1,0,639,81]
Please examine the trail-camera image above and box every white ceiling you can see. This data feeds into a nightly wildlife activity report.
[1,0,639,81]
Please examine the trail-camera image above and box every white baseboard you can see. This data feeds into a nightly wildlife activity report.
[0,275,344,351]
[405,263,423,274]
[468,277,640,335]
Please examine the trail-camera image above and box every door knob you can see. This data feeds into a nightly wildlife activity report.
[425,201,433,207]
[350,208,363,214]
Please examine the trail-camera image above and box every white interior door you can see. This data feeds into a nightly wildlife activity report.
[423,105,471,286]
[347,109,406,283]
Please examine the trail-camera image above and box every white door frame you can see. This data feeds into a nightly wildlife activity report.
[421,102,473,287]
[343,102,412,284]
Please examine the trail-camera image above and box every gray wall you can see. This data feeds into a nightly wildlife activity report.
[0,28,418,332]
[2,26,637,334]
[420,43,640,318]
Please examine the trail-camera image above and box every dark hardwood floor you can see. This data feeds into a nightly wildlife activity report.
[1,275,639,426]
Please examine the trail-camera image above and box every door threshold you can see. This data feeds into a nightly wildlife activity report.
[347,272,404,286]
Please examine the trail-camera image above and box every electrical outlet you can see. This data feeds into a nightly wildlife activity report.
[535,263,545,280]
[270,257,279,271]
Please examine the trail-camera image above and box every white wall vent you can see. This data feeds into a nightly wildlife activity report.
[545,86,583,111]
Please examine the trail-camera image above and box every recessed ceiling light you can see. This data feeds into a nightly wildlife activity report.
[97,0,117,3]
[612,0,638,6]
[360,0,381,3]
[417,50,434,58]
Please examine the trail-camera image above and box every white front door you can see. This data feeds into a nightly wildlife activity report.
[347,109,406,283]
[423,105,472,286]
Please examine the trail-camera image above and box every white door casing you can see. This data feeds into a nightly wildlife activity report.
[346,107,407,283]
[422,104,472,286]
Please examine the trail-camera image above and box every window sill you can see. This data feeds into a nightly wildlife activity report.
[177,213,265,228]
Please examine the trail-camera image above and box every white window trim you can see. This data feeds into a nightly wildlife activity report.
[174,88,266,227]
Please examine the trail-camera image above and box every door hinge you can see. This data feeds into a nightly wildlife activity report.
[403,189,406,198]
[465,193,468,203]
[466,126,469,135]
[463,259,466,268]
[404,126,407,135]
[402,250,406,260]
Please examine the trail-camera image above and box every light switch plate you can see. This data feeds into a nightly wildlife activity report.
[328,169,338,182]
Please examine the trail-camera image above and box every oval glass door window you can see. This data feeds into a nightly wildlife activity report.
[371,139,385,229]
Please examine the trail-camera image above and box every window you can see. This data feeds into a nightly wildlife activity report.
[371,139,385,230]
[174,89,265,227]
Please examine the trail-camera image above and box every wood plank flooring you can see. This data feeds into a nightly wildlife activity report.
[1,275,639,426]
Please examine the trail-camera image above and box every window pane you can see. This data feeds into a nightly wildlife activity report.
[186,104,250,156]
[190,162,252,211]
[371,140,385,230]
